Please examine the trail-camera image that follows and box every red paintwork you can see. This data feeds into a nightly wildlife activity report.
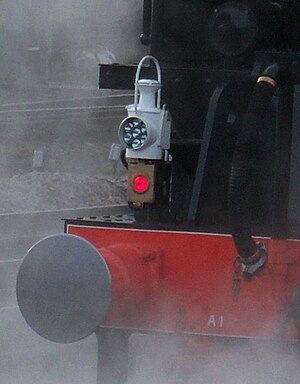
[66,223,300,341]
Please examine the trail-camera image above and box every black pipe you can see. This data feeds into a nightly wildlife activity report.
[140,0,153,45]
[228,64,279,262]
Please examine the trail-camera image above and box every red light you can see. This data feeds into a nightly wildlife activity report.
[132,175,150,193]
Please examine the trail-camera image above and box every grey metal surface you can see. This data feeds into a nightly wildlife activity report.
[17,233,112,343]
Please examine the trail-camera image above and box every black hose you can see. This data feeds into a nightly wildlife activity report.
[228,64,279,261]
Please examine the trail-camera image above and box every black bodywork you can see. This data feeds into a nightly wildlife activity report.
[99,0,300,240]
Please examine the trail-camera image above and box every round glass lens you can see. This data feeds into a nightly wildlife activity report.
[119,117,147,149]
[132,175,150,193]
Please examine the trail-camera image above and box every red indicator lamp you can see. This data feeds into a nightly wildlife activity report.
[132,175,150,193]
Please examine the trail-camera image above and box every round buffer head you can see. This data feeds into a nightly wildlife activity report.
[16,234,112,343]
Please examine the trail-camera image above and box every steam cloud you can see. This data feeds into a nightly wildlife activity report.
[2,2,299,384]
[1,1,145,383]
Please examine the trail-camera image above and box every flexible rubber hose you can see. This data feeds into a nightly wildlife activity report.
[228,66,278,259]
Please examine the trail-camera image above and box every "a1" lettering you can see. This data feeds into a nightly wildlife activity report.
[207,315,224,328]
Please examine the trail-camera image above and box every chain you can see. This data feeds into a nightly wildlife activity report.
[233,256,242,301]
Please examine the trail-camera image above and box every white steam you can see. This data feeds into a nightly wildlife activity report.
[1,1,144,384]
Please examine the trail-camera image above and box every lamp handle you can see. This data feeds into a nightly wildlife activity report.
[134,55,161,113]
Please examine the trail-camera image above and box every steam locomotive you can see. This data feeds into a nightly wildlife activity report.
[16,1,300,383]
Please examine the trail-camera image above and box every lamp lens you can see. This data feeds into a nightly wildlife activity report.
[120,117,147,149]
[132,175,150,193]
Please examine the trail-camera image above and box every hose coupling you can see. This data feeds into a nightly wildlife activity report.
[257,76,277,88]
[238,242,268,279]
[257,62,280,88]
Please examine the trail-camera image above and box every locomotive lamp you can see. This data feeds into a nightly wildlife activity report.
[119,56,172,205]
[119,55,171,160]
